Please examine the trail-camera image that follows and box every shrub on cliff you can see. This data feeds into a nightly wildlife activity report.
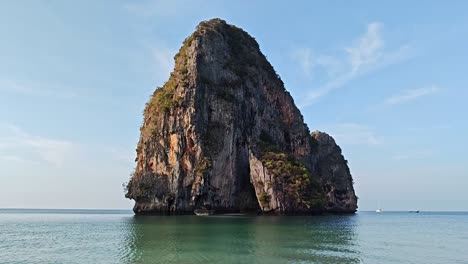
[259,143,325,210]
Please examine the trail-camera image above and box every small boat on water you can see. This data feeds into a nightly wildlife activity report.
[409,210,420,213]
[194,208,214,216]
[376,201,383,213]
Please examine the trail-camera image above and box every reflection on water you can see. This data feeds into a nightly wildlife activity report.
[2,210,467,263]
[123,215,359,264]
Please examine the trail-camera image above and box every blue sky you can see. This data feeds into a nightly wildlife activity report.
[0,1,467,210]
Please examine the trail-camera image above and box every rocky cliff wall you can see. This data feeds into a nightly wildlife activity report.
[125,19,357,215]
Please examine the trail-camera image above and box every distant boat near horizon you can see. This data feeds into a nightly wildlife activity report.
[376,200,383,213]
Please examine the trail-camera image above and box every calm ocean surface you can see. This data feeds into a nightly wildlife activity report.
[0,209,467,264]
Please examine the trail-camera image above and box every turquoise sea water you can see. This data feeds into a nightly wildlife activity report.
[0,209,467,264]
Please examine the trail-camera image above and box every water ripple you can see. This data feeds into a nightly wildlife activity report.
[1,211,468,263]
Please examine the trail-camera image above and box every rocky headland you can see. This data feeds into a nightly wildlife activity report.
[125,18,357,215]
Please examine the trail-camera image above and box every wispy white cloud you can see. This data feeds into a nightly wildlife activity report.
[298,22,412,107]
[315,55,345,78]
[124,0,197,18]
[319,123,382,146]
[392,150,434,160]
[101,146,135,165]
[0,123,136,209]
[0,123,79,167]
[406,124,451,132]
[291,48,313,77]
[0,79,79,99]
[384,85,440,105]
[0,154,25,163]
[125,0,173,17]
[303,70,355,102]
[0,78,122,105]
[152,46,176,81]
[0,123,136,168]
[345,22,383,73]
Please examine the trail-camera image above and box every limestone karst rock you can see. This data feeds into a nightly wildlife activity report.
[125,18,357,215]
[310,131,358,213]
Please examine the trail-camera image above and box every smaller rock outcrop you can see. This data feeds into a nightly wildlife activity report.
[311,131,357,213]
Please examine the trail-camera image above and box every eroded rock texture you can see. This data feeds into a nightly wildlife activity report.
[311,131,358,213]
[125,18,357,215]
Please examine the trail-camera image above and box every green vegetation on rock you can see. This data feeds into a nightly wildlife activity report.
[140,35,193,137]
[195,157,212,177]
[258,192,270,207]
[192,157,212,191]
[258,134,325,210]
[125,172,169,200]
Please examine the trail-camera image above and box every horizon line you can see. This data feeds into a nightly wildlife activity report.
[1,208,467,213]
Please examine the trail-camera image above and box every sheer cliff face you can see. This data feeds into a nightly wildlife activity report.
[125,19,357,214]
[311,131,358,213]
